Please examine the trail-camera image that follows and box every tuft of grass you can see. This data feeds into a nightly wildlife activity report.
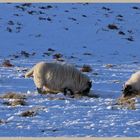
[2,60,14,67]
[0,92,26,100]
[104,64,115,68]
[81,65,92,72]
[20,110,37,117]
[3,99,26,106]
[108,24,118,30]
[116,96,136,110]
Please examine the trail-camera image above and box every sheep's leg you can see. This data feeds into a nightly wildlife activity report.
[33,75,46,94]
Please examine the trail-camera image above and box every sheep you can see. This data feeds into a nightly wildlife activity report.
[122,71,140,98]
[25,61,92,97]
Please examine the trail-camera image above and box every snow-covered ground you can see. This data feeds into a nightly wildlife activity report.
[0,3,140,137]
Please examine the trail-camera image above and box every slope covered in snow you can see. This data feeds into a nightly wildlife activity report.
[0,3,140,137]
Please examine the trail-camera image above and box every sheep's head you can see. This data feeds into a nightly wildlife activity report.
[122,84,139,98]
[82,81,92,95]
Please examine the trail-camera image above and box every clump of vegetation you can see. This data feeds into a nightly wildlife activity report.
[0,92,26,100]
[2,60,14,67]
[102,6,110,11]
[126,36,134,42]
[47,97,66,100]
[53,53,64,61]
[92,72,99,76]
[132,6,140,10]
[53,53,63,59]
[81,65,92,72]
[3,99,26,106]
[108,24,118,30]
[1,92,27,107]
[83,52,92,56]
[116,96,136,110]
[0,119,5,125]
[118,31,125,35]
[20,110,37,117]
[48,48,55,52]
[20,51,30,57]
[104,64,115,68]
[116,14,123,18]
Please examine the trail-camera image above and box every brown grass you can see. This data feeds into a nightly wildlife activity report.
[2,60,14,67]
[20,110,36,117]
[104,64,115,68]
[116,96,136,110]
[81,65,92,72]
[47,97,66,100]
[108,24,119,30]
[3,99,26,106]
[0,92,26,99]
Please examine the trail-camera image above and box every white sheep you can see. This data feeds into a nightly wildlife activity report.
[123,71,140,97]
[25,61,92,97]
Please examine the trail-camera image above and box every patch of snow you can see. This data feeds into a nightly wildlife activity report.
[0,3,139,137]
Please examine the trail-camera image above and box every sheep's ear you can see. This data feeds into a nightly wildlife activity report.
[88,81,92,87]
[123,85,132,93]
[126,85,132,90]
[88,81,92,84]
[123,84,133,97]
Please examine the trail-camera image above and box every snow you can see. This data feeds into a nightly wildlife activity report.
[0,3,140,137]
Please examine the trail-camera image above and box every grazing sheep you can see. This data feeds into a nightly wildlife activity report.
[25,62,92,97]
[122,71,140,98]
